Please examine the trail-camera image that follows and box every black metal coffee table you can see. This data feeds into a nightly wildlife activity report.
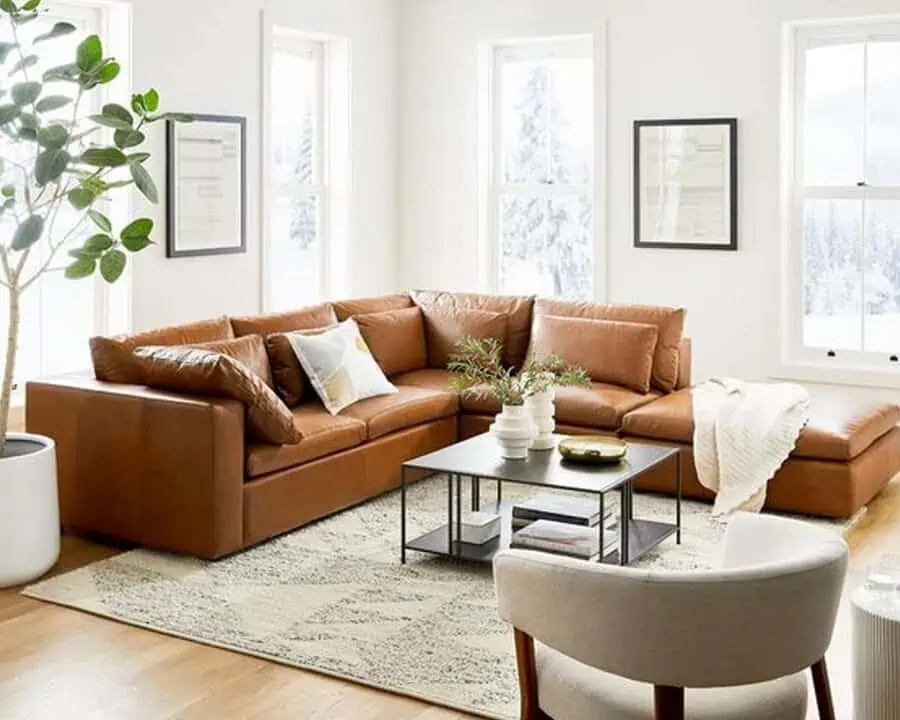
[400,433,681,566]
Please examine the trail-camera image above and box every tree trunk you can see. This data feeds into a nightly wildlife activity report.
[0,284,20,457]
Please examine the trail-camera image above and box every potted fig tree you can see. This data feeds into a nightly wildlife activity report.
[0,0,188,587]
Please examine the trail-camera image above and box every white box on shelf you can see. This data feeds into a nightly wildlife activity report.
[459,511,502,545]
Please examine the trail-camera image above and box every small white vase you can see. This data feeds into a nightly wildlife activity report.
[489,404,536,460]
[526,388,556,451]
[0,432,59,588]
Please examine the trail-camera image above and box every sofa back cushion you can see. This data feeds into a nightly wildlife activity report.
[134,344,300,445]
[189,335,274,388]
[531,299,685,393]
[411,290,534,368]
[332,293,413,321]
[354,307,427,376]
[230,302,337,337]
[530,315,658,393]
[90,316,234,384]
[421,307,508,369]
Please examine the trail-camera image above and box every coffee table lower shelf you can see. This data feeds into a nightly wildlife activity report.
[405,517,677,565]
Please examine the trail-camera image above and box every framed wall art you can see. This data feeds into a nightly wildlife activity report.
[634,118,738,251]
[166,114,247,258]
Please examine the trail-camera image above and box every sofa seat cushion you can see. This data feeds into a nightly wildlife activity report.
[621,388,900,462]
[246,405,367,478]
[461,383,659,431]
[392,368,454,392]
[341,386,459,440]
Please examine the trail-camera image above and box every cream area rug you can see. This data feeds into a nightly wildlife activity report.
[24,477,851,720]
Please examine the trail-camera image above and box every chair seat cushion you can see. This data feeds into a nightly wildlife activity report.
[621,389,900,462]
[536,643,807,720]
[246,405,367,477]
[461,383,658,431]
[341,386,459,440]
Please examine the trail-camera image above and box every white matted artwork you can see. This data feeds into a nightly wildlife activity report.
[634,118,738,251]
[166,114,246,257]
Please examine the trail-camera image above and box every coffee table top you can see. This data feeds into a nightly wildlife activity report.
[403,433,678,495]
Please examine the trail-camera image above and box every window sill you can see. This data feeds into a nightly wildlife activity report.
[770,361,900,390]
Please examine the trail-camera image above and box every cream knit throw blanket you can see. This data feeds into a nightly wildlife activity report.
[693,378,811,516]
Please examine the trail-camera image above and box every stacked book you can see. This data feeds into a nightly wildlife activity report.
[510,495,619,561]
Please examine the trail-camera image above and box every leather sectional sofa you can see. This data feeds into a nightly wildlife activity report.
[26,291,900,559]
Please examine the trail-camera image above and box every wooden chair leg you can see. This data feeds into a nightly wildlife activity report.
[654,685,685,720]
[514,628,551,719]
[811,658,836,720]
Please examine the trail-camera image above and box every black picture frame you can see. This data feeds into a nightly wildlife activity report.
[166,113,247,258]
[633,117,738,251]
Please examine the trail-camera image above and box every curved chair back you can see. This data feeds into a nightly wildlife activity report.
[494,513,848,689]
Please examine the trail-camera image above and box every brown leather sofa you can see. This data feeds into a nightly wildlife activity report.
[26,291,900,559]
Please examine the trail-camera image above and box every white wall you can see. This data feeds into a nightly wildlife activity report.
[398,0,900,388]
[127,0,398,329]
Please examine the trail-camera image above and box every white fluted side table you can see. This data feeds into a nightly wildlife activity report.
[852,587,900,720]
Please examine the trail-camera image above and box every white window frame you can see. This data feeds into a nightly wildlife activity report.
[262,28,330,312]
[782,19,900,379]
[483,37,598,300]
[5,0,131,395]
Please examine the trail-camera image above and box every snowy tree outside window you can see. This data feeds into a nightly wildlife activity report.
[267,33,324,312]
[796,29,900,361]
[492,42,594,300]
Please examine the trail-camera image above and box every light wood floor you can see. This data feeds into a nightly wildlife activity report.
[2,471,898,720]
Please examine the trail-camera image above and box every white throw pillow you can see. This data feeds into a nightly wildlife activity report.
[287,318,398,415]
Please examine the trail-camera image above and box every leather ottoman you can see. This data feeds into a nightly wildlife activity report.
[620,389,900,518]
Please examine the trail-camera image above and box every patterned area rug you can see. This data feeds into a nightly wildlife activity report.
[24,477,850,720]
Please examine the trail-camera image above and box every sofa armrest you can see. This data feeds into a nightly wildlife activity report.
[26,374,245,559]
[676,338,692,390]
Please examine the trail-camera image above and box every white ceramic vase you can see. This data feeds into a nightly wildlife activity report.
[526,388,556,451]
[489,404,536,460]
[0,432,59,588]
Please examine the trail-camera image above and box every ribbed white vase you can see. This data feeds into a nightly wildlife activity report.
[526,389,556,451]
[852,588,900,720]
[489,404,536,460]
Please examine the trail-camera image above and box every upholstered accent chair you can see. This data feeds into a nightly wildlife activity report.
[494,513,849,720]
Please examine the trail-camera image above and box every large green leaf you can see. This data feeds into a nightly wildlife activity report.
[22,0,41,10]
[102,103,132,124]
[65,256,96,279]
[80,146,127,167]
[10,214,44,251]
[130,162,158,204]
[87,209,111,233]
[121,234,152,252]
[35,94,70,112]
[142,88,159,113]
[34,147,70,185]
[0,42,17,63]
[130,93,146,117]
[83,233,113,255]
[75,35,102,72]
[42,62,79,83]
[67,187,94,209]
[0,103,19,123]
[11,81,41,106]
[89,113,131,130]
[8,54,37,75]
[0,0,17,14]
[37,123,68,148]
[113,128,144,149]
[127,151,149,164]
[97,61,119,84]
[100,249,126,282]
[18,111,37,129]
[1,184,13,197]
[34,21,76,43]
[121,217,153,241]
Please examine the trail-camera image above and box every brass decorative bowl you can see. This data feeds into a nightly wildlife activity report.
[558,436,627,465]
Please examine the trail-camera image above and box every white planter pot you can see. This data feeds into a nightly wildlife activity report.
[0,433,59,588]
[489,404,536,460]
[526,388,556,451]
